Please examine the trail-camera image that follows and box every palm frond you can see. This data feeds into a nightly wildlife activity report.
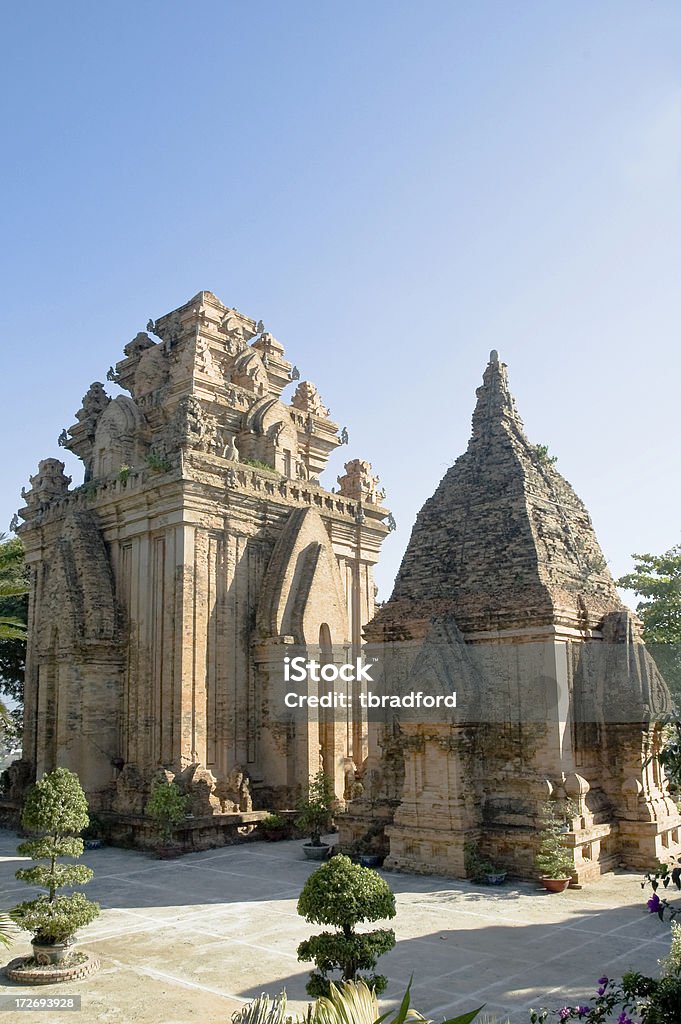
[313,980,382,1024]
[231,991,289,1024]
[0,913,17,949]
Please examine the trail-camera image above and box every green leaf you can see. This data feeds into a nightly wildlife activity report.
[440,1008,484,1024]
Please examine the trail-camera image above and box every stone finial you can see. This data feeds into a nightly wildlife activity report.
[469,353,524,445]
[123,332,155,359]
[253,331,285,356]
[337,459,383,504]
[75,382,110,426]
[291,381,329,418]
[22,458,71,511]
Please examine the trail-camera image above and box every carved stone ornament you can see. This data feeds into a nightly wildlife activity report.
[75,382,110,426]
[291,380,329,418]
[123,332,155,359]
[337,459,382,504]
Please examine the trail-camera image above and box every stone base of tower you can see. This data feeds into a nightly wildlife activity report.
[616,815,681,871]
[384,824,468,876]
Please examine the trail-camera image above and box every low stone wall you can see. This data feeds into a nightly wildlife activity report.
[100,810,270,852]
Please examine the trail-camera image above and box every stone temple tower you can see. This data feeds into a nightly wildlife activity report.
[16,291,391,824]
[343,351,681,883]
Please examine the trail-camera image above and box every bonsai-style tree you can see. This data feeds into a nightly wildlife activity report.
[535,802,574,880]
[146,776,188,844]
[297,854,396,997]
[10,767,100,948]
[295,770,334,847]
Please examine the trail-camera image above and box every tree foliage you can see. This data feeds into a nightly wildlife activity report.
[0,533,28,741]
[618,546,681,700]
[10,767,99,944]
[535,803,574,879]
[295,770,335,846]
[145,776,188,842]
[297,854,396,997]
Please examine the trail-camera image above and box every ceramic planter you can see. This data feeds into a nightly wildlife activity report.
[542,877,570,892]
[484,871,507,885]
[31,940,72,966]
[358,853,385,868]
[303,842,330,860]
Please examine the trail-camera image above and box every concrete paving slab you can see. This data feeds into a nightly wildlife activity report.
[1,828,679,1024]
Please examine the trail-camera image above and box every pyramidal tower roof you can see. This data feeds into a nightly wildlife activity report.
[371,352,625,638]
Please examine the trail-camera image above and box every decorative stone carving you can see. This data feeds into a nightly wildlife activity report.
[179,763,222,816]
[337,459,383,504]
[195,334,218,379]
[217,765,253,813]
[291,380,329,418]
[91,396,150,477]
[1,758,33,804]
[22,459,71,511]
[171,396,220,454]
[133,343,169,397]
[112,765,149,815]
[222,435,240,462]
[75,382,110,428]
[153,312,183,349]
[220,309,254,353]
[124,332,155,359]
[231,348,269,395]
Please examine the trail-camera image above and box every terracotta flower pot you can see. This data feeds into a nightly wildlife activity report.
[542,877,571,892]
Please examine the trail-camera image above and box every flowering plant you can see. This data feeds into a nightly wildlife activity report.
[529,923,681,1024]
[529,976,639,1023]
[641,857,681,923]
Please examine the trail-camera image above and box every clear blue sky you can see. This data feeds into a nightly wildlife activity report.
[1,1,679,601]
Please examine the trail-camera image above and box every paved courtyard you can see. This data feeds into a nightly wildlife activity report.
[0,829,677,1024]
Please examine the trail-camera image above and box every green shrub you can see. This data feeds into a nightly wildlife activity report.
[145,776,188,843]
[297,854,396,997]
[535,803,574,879]
[10,767,99,945]
[295,771,334,846]
[260,813,288,829]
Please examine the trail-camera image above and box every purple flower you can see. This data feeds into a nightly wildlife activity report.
[577,1008,590,1017]
[617,1014,633,1024]
[559,1010,572,1022]
[597,976,609,985]
[647,892,661,913]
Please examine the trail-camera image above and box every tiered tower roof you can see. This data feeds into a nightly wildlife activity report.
[370,352,625,638]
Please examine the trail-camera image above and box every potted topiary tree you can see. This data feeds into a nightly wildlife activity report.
[297,853,396,997]
[535,802,575,892]
[295,770,334,860]
[145,776,189,857]
[9,767,100,965]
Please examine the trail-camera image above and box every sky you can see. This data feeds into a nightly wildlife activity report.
[1,0,680,602]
